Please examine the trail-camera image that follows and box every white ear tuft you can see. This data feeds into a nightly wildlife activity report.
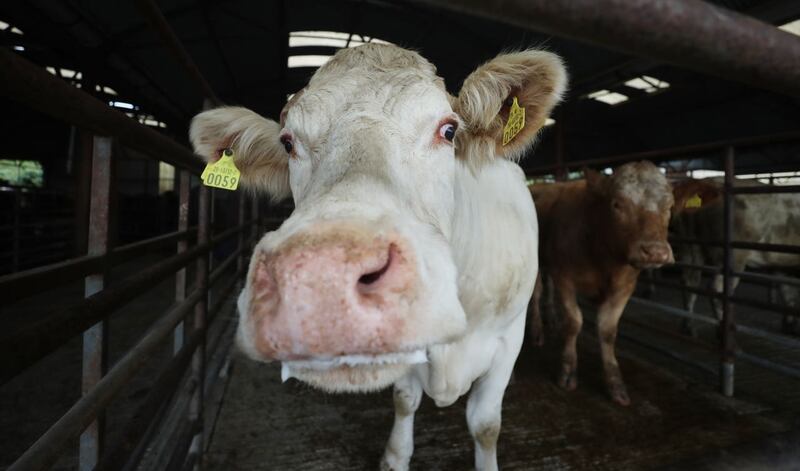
[190,106,291,201]
[455,50,568,167]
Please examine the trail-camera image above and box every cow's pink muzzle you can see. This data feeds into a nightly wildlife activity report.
[247,226,418,360]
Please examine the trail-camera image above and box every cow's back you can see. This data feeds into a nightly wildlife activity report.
[530,180,597,275]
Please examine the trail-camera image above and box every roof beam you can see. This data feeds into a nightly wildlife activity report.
[0,48,202,173]
[415,0,800,97]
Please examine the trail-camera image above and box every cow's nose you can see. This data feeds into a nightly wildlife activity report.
[247,233,417,359]
[638,242,674,265]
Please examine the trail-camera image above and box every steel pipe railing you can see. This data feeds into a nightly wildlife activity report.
[0,49,202,173]
[0,227,197,302]
[418,0,800,96]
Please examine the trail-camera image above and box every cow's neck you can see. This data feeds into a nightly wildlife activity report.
[449,158,539,326]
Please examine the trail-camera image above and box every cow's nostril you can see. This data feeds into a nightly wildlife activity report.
[358,246,394,286]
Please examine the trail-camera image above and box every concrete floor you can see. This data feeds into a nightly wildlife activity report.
[3,261,798,470]
[205,330,792,470]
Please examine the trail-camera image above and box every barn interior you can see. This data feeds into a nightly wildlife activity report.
[1,0,799,470]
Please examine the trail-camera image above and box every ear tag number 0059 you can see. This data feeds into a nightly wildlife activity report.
[202,148,240,191]
[685,193,702,208]
[502,97,525,146]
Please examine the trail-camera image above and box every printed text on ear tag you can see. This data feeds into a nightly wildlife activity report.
[502,97,526,146]
[202,148,240,191]
[685,194,702,208]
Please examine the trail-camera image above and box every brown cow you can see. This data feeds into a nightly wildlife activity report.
[529,161,693,405]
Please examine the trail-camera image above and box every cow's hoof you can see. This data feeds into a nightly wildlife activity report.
[557,368,578,391]
[380,453,409,471]
[608,383,631,406]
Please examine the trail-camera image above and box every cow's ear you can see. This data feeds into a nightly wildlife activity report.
[190,106,290,201]
[454,49,567,167]
[672,179,722,214]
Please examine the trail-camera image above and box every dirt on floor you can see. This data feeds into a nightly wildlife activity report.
[205,329,793,471]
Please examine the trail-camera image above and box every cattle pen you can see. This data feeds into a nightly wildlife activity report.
[1,1,800,470]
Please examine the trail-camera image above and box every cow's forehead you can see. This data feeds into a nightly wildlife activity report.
[611,162,673,208]
[285,45,448,129]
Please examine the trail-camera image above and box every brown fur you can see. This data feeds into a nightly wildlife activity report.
[529,161,676,406]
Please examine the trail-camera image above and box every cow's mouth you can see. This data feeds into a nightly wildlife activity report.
[280,349,428,392]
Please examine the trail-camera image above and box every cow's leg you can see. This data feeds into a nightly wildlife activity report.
[596,290,633,406]
[710,272,742,321]
[466,315,525,471]
[556,281,581,391]
[681,267,701,336]
[544,274,556,326]
[529,272,545,346]
[380,375,423,471]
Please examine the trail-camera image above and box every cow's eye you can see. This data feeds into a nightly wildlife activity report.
[439,122,457,142]
[280,135,293,154]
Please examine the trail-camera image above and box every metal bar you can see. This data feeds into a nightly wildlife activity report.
[731,270,800,288]
[669,262,800,288]
[670,237,800,255]
[0,48,202,173]
[93,327,204,471]
[80,136,112,471]
[728,294,798,317]
[0,242,209,384]
[0,228,196,303]
[135,0,221,106]
[418,0,800,96]
[525,130,800,176]
[181,453,200,471]
[670,261,721,274]
[627,296,719,327]
[730,185,800,195]
[737,351,800,381]
[164,419,198,471]
[210,246,244,286]
[7,288,203,471]
[189,185,210,470]
[175,170,191,354]
[0,223,250,381]
[641,276,722,299]
[111,228,197,265]
[720,147,736,397]
[581,311,718,376]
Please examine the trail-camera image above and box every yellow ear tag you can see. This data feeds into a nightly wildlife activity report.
[202,148,240,191]
[502,97,526,146]
[685,193,702,208]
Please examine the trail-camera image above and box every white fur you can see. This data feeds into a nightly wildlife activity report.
[190,44,564,471]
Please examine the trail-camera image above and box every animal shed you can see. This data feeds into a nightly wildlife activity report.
[0,1,799,470]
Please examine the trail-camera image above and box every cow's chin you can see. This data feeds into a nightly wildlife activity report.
[280,350,427,393]
[630,260,670,270]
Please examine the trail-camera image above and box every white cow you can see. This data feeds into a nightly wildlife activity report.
[190,44,566,470]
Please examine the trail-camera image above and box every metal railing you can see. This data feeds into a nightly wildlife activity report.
[0,44,264,471]
[528,132,800,398]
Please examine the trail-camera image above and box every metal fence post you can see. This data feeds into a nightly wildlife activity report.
[189,184,210,469]
[174,170,191,353]
[79,135,112,471]
[720,146,736,397]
